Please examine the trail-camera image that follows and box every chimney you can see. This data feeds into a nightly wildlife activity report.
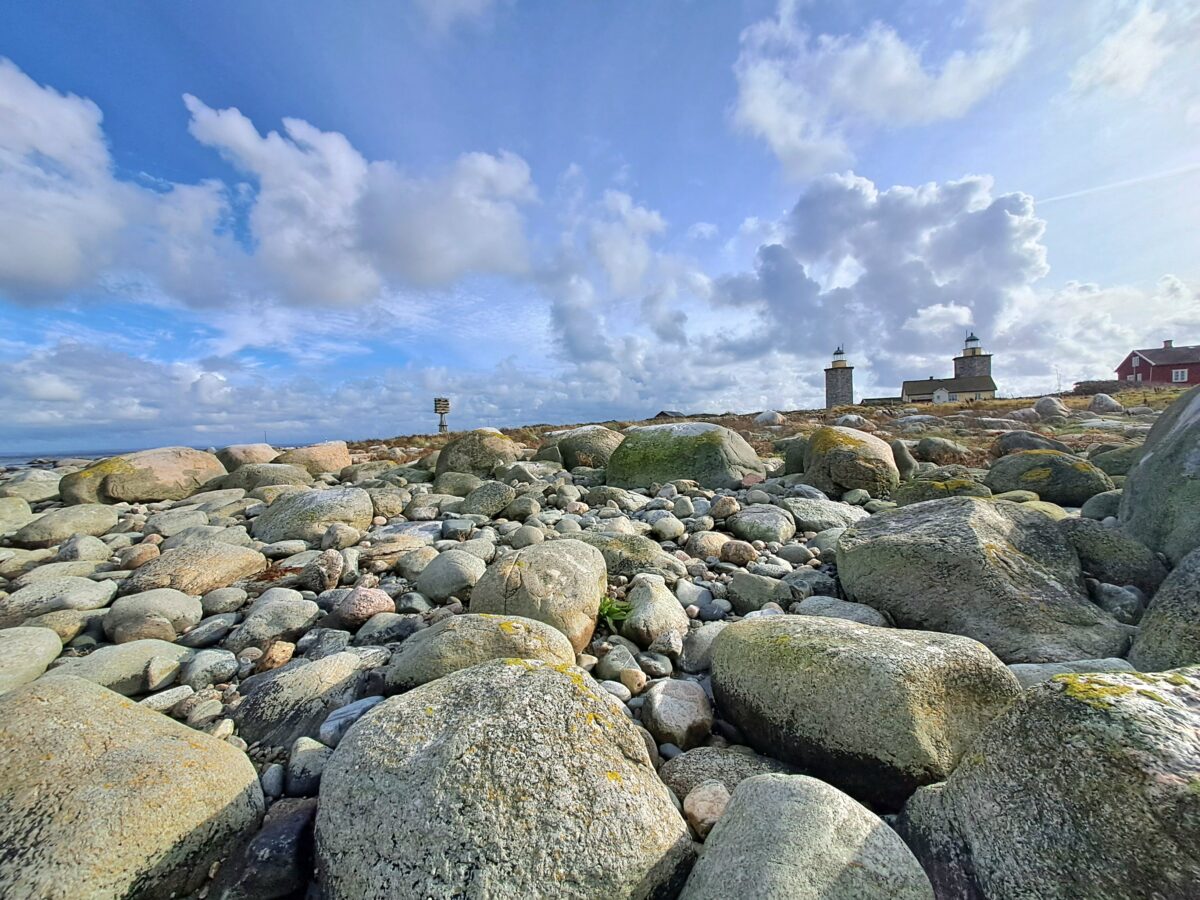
[1164,339,1174,349]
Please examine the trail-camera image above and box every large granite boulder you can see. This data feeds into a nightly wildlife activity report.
[469,539,607,652]
[606,422,765,490]
[0,468,62,503]
[1090,443,1143,476]
[554,424,626,469]
[273,441,352,476]
[0,575,117,628]
[1057,517,1168,596]
[1120,384,1200,564]
[206,463,312,492]
[0,627,62,693]
[234,652,367,747]
[680,774,933,900]
[803,426,900,497]
[0,497,36,535]
[12,503,119,548]
[776,496,868,531]
[60,447,227,504]
[711,616,1020,808]
[727,504,796,544]
[1128,548,1200,671]
[658,746,799,799]
[44,639,193,695]
[0,677,263,898]
[215,442,278,470]
[120,540,266,597]
[897,670,1200,899]
[838,498,1130,663]
[435,429,523,478]
[984,450,1114,506]
[315,659,695,898]
[989,430,1072,458]
[385,613,575,691]
[250,487,373,543]
[574,531,689,584]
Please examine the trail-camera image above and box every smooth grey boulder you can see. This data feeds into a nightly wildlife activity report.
[434,429,523,477]
[898,670,1200,900]
[1081,489,1123,520]
[60,447,227,504]
[1007,657,1135,689]
[0,496,36,534]
[658,746,799,799]
[207,463,311,492]
[120,540,266,597]
[641,678,713,750]
[0,677,263,899]
[794,595,891,627]
[838,498,1130,663]
[384,614,575,691]
[621,573,689,649]
[555,424,625,469]
[1120,384,1200,564]
[469,539,607,652]
[1129,548,1200,671]
[12,503,119,548]
[414,548,487,601]
[44,639,193,696]
[0,576,117,628]
[0,627,62,693]
[606,422,765,490]
[234,652,367,748]
[251,487,372,544]
[103,589,203,642]
[223,598,320,654]
[575,530,688,584]
[1057,517,1168,595]
[989,430,1072,458]
[803,427,900,497]
[0,468,61,503]
[680,774,933,900]
[460,481,517,517]
[727,504,795,544]
[55,533,111,561]
[776,496,868,531]
[711,615,1022,808]
[315,659,695,898]
[984,450,1114,506]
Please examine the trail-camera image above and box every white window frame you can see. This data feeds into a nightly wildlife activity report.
[1136,373,1143,383]
[1173,369,1189,383]
[1132,355,1139,368]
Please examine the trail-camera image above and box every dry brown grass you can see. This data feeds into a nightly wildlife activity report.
[349,386,1181,461]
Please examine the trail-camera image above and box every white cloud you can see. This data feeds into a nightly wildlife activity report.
[588,190,667,297]
[413,0,498,31]
[687,222,718,241]
[1070,3,1171,97]
[0,58,536,310]
[733,0,1030,177]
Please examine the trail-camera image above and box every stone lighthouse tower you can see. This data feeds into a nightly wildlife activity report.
[953,332,993,379]
[825,346,854,409]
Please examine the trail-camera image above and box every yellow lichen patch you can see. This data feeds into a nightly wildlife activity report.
[1052,674,1134,709]
[497,621,522,635]
[1019,467,1053,483]
[605,770,624,784]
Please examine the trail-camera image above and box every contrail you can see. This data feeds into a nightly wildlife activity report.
[1038,161,1200,205]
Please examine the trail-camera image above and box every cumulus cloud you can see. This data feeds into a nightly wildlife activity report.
[0,58,536,309]
[733,0,1030,177]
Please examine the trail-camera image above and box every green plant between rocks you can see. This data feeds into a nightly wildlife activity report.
[598,595,632,633]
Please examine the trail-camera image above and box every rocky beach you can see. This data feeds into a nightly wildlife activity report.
[1,386,1197,899]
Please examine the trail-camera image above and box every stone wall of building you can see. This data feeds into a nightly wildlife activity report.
[954,353,992,379]
[825,367,854,408]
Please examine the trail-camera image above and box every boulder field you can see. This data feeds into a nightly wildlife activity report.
[0,395,1194,897]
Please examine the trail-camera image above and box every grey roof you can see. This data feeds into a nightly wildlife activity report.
[1130,345,1200,366]
[902,375,997,396]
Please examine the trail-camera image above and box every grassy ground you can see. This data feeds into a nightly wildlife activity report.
[349,386,1182,462]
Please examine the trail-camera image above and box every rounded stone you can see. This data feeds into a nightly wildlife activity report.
[384,613,576,691]
[0,677,263,899]
[315,658,695,898]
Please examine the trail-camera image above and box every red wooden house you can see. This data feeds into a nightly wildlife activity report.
[1116,340,1200,386]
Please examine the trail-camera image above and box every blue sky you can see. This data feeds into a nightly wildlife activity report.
[1,0,1197,452]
